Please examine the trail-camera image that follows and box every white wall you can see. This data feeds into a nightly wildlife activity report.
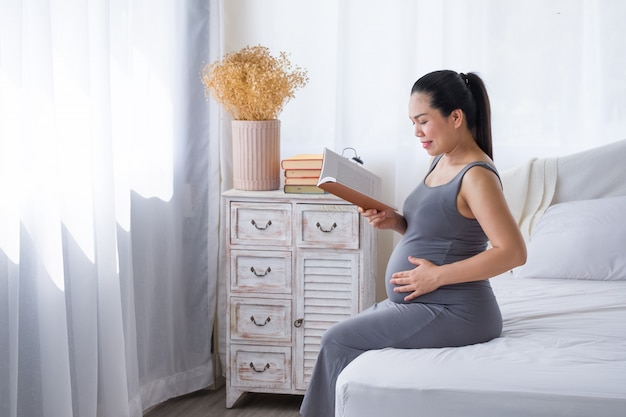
[220,0,626,299]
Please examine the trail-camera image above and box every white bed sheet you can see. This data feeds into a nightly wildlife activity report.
[335,275,626,417]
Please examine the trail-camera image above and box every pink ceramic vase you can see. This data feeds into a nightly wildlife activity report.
[231,120,281,191]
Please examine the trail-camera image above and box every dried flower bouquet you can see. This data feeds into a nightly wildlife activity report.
[201,45,308,120]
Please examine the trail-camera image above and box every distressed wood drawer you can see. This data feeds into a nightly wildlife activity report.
[296,204,360,249]
[230,345,292,389]
[230,202,291,247]
[230,250,292,294]
[230,297,292,343]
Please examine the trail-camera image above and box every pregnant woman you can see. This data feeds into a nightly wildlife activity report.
[299,70,527,417]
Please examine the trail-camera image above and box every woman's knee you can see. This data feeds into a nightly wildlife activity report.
[320,322,342,347]
[320,319,357,350]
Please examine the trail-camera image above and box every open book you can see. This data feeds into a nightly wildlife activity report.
[317,148,397,211]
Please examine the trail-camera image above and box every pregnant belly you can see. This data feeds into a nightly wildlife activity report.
[384,238,453,303]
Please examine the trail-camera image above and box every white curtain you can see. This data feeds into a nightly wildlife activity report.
[0,1,221,416]
[217,0,626,364]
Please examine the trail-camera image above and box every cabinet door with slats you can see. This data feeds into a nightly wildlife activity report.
[293,251,360,389]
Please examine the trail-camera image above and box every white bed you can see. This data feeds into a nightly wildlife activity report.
[335,140,626,417]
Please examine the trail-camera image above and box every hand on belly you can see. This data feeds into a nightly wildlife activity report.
[388,256,441,302]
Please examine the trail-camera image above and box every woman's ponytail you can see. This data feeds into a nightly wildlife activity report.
[464,72,492,160]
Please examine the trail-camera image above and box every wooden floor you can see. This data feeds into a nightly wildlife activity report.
[144,387,303,417]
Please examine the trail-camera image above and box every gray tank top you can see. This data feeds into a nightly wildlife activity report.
[385,155,500,304]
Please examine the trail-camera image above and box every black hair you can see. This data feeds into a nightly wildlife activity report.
[411,70,493,160]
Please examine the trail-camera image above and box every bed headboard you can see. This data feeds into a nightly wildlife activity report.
[552,139,626,204]
[501,139,626,241]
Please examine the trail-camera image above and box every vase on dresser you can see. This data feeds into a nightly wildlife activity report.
[231,120,281,191]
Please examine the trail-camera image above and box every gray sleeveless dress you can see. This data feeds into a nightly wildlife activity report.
[299,156,503,417]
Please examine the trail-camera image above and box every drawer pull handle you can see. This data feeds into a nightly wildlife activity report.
[250,266,271,277]
[294,318,304,328]
[316,222,337,233]
[251,219,272,230]
[249,362,270,373]
[250,315,271,326]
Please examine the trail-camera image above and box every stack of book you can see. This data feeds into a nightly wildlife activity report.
[281,153,325,194]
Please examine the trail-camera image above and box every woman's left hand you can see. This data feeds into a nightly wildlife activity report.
[390,257,441,302]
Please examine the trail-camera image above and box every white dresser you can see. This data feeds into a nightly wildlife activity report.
[222,189,377,407]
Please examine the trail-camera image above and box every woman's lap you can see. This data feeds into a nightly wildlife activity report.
[325,297,501,350]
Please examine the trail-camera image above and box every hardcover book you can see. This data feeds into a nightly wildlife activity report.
[284,168,322,178]
[284,177,320,185]
[280,154,323,170]
[317,148,396,211]
[283,184,327,194]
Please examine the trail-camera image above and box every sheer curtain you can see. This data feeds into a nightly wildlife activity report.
[217,0,626,360]
[0,1,220,416]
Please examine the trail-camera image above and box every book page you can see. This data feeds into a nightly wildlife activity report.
[336,158,381,196]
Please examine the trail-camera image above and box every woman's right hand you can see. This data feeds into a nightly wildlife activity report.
[358,208,407,234]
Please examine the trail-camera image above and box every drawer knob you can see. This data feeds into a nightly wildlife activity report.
[293,318,304,328]
[249,362,270,373]
[250,266,271,277]
[316,221,337,233]
[250,315,271,326]
[251,219,272,230]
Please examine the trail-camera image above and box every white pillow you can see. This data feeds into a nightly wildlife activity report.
[514,196,626,280]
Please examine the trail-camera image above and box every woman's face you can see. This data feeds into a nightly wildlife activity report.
[408,92,458,156]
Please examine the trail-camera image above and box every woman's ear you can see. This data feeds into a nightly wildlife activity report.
[450,109,464,128]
